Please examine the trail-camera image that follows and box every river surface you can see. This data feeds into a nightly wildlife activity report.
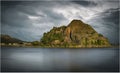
[1,47,119,72]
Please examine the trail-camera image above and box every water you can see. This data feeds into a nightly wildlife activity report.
[1,47,119,72]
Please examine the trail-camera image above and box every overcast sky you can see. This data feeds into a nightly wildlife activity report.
[1,0,119,44]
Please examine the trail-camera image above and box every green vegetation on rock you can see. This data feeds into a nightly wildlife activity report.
[40,19,111,48]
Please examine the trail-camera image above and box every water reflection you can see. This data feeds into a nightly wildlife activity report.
[1,47,119,72]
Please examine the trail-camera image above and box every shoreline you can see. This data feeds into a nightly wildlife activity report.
[1,45,119,49]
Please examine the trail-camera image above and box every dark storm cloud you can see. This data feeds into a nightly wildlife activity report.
[87,8,119,44]
[1,1,32,28]
[1,1,67,27]
[1,1,22,9]
[102,9,119,44]
[71,0,97,7]
[1,1,68,41]
[102,8,119,25]
[1,10,30,28]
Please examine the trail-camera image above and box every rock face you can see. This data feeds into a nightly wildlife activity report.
[40,20,111,48]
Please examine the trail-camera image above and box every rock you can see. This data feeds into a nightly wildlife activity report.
[40,19,111,48]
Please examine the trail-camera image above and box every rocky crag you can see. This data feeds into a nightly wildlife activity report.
[40,20,111,48]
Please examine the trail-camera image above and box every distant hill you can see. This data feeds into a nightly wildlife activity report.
[40,20,111,48]
[0,34,23,44]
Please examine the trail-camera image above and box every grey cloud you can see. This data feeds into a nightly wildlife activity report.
[42,9,67,25]
[1,1,68,41]
[1,1,22,9]
[87,8,119,44]
[2,12,30,28]
[102,8,119,25]
[71,0,97,7]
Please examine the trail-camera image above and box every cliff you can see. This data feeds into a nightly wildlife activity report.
[40,20,111,48]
